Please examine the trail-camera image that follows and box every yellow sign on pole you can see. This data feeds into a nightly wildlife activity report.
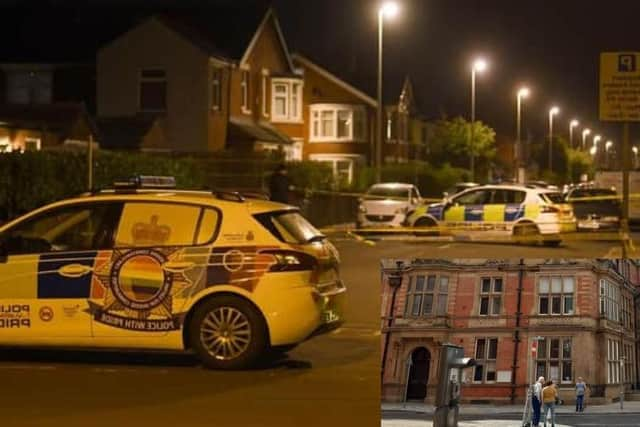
[600,52,640,122]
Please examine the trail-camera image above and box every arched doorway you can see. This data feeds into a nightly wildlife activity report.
[406,347,430,401]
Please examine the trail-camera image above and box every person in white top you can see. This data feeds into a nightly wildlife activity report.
[532,376,545,427]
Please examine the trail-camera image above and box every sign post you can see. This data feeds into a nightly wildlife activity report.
[600,52,640,256]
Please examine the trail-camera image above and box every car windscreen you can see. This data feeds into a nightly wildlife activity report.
[539,192,564,204]
[253,210,324,244]
[365,187,409,200]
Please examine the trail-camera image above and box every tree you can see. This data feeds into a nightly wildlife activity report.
[426,116,496,177]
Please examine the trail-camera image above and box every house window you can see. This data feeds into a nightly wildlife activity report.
[404,274,449,317]
[600,279,621,322]
[479,277,503,316]
[607,339,620,384]
[261,69,269,117]
[139,68,166,112]
[270,78,302,122]
[24,137,41,151]
[535,337,572,383]
[624,344,633,383]
[622,295,632,329]
[310,104,366,142]
[241,69,250,112]
[473,338,498,383]
[538,276,575,315]
[211,67,222,111]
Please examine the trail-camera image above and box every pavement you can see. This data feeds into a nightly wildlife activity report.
[382,401,640,414]
[0,240,381,427]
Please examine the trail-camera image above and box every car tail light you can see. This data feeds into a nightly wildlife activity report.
[261,250,317,272]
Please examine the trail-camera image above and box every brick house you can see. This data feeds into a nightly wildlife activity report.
[97,6,300,155]
[381,259,639,405]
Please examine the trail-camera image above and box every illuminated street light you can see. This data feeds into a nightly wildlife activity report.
[569,120,579,149]
[589,145,597,156]
[375,1,399,182]
[469,57,488,180]
[582,128,591,150]
[548,106,560,173]
[593,135,602,147]
[633,146,638,169]
[516,87,530,183]
[605,140,614,169]
[606,140,613,150]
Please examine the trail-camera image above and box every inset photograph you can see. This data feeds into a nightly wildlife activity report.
[381,259,639,427]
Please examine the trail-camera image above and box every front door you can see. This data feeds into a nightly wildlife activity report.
[0,202,121,342]
[406,347,431,400]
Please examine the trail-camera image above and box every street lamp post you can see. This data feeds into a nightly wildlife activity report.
[376,2,398,183]
[582,128,591,151]
[470,58,487,181]
[516,87,530,183]
[569,119,579,149]
[633,146,638,169]
[548,106,560,174]
[381,260,404,382]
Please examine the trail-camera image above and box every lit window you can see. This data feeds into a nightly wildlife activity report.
[139,69,166,112]
[310,104,367,142]
[24,138,41,151]
[241,69,250,112]
[271,78,302,122]
[309,155,364,185]
[211,68,222,111]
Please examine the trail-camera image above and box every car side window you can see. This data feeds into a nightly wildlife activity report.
[492,190,526,204]
[1,203,121,255]
[114,203,219,247]
[454,190,490,205]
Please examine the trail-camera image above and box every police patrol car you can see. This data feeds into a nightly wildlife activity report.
[0,176,345,369]
[405,184,576,245]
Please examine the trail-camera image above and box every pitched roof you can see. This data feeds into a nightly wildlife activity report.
[155,5,281,63]
[0,102,97,135]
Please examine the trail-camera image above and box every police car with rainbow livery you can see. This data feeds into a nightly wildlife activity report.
[405,184,576,245]
[0,176,345,369]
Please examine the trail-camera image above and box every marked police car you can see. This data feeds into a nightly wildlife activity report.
[0,176,345,369]
[405,184,576,245]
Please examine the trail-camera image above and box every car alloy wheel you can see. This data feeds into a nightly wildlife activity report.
[200,306,252,360]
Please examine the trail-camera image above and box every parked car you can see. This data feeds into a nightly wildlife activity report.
[406,184,576,246]
[0,176,345,369]
[564,187,621,231]
[357,183,421,228]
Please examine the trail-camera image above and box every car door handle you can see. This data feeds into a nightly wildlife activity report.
[58,264,94,278]
[162,261,195,273]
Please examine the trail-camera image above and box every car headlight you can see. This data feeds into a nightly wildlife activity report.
[359,205,366,213]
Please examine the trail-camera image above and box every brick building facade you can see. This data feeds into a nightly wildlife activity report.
[381,259,640,405]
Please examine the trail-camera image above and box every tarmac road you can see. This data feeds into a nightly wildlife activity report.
[0,240,381,427]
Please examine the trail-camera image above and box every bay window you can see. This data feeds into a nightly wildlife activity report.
[310,104,367,142]
[270,78,302,122]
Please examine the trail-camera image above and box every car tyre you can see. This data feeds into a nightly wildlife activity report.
[189,296,268,370]
[512,222,540,245]
[413,218,438,236]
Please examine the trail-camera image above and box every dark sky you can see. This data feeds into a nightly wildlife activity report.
[2,0,640,145]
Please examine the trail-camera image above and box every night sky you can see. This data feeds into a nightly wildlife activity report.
[2,0,640,145]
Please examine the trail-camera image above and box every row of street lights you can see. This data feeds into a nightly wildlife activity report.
[375,1,626,182]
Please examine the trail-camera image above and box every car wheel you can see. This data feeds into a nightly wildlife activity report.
[413,218,438,236]
[512,222,540,244]
[543,239,562,247]
[189,296,267,370]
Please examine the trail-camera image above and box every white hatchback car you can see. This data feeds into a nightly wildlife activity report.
[357,183,421,228]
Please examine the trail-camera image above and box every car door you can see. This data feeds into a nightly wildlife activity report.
[91,201,218,340]
[444,189,491,228]
[0,201,122,343]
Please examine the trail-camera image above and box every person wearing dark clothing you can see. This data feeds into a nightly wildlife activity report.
[269,164,290,204]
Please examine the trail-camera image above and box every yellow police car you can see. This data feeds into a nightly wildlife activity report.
[0,176,345,369]
[406,184,576,245]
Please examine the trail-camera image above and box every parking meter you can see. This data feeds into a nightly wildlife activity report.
[433,343,476,427]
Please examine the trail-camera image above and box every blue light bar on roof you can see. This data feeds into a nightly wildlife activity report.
[113,175,177,189]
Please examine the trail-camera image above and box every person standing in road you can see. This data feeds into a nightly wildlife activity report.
[542,379,558,427]
[269,164,291,204]
[532,376,545,427]
[575,377,588,412]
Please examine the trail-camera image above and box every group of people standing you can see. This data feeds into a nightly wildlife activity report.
[531,376,589,427]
